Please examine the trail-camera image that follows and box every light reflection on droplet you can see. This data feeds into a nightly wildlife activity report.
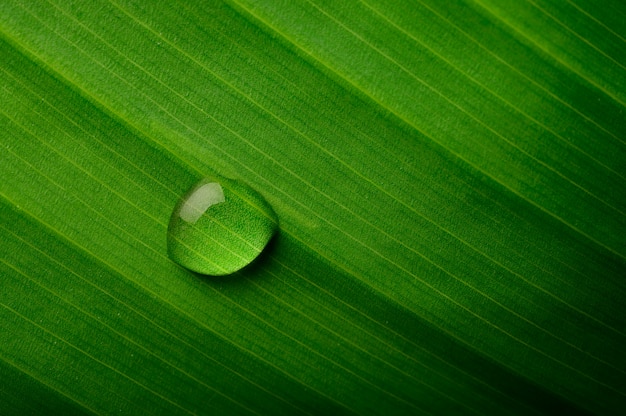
[167,177,278,276]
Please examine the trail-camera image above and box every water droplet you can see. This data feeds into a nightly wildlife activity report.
[167,177,278,275]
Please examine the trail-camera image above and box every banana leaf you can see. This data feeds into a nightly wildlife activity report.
[1,0,625,414]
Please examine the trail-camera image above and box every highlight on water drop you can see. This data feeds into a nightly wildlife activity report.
[167,177,278,275]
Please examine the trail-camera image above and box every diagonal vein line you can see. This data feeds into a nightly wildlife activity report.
[0,79,471,405]
[359,0,626,182]
[565,0,626,44]
[0,301,141,414]
[4,0,625,397]
[1,231,310,415]
[227,0,626,261]
[0,71,604,412]
[0,186,351,413]
[10,0,626,382]
[0,255,258,414]
[0,299,197,416]
[1,3,603,330]
[263,259,543,413]
[98,0,626,383]
[106,0,626,340]
[410,0,626,145]
[0,96,342,409]
[0,136,427,413]
[185,1,603,297]
[526,0,626,71]
[0,65,572,416]
[0,57,472,399]
[470,0,626,107]
[223,1,626,340]
[248,273,492,415]
[46,0,618,313]
[301,0,626,216]
[0,99,235,275]
[0,69,273,270]
[0,115,323,412]
[1,83,541,413]
[0,57,271,267]
[4,108,625,399]
[0,357,98,415]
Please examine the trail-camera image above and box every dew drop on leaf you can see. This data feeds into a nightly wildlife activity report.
[167,177,278,275]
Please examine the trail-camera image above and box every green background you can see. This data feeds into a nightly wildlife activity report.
[1,0,625,414]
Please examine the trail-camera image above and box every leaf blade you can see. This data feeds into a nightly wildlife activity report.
[1,0,625,414]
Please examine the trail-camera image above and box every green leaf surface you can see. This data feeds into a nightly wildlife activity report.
[1,0,624,414]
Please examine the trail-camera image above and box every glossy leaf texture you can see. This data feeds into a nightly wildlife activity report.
[1,0,625,415]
